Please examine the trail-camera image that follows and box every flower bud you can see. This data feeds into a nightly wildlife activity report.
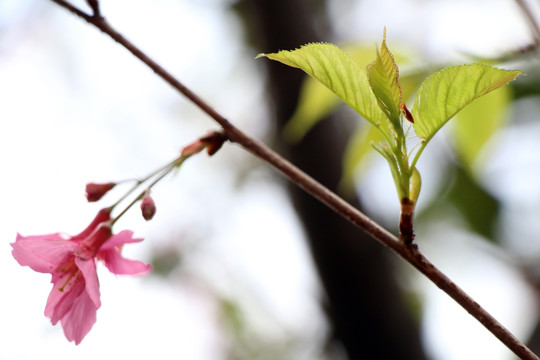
[201,131,226,156]
[180,132,227,157]
[85,182,116,202]
[140,194,156,221]
[181,139,207,157]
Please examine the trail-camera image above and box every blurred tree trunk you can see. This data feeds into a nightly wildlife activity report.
[235,1,427,359]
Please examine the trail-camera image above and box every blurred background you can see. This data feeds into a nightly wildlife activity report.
[1,0,540,359]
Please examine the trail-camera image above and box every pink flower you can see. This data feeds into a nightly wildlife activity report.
[11,208,152,344]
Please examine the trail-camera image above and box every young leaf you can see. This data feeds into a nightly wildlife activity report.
[257,43,386,129]
[366,30,403,126]
[283,46,380,143]
[411,64,521,142]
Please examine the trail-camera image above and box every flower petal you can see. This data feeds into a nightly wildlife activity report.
[60,290,98,345]
[100,246,153,275]
[98,230,152,275]
[75,257,101,308]
[100,230,143,249]
[45,268,85,325]
[11,234,77,273]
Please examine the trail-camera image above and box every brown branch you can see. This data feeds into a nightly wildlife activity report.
[47,1,539,359]
[515,0,540,56]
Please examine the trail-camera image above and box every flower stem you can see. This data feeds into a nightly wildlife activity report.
[110,156,185,226]
[109,156,183,213]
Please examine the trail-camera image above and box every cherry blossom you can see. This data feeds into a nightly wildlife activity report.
[11,209,151,344]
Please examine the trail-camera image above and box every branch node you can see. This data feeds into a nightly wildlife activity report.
[86,0,102,18]
[399,198,415,244]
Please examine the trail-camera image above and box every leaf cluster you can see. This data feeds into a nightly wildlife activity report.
[258,31,521,240]
[258,29,521,242]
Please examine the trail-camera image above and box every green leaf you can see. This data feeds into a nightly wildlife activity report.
[452,85,511,173]
[366,30,403,126]
[281,44,421,144]
[257,43,386,129]
[411,64,521,141]
[283,46,379,143]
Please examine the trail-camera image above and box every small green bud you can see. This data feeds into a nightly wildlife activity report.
[409,167,422,205]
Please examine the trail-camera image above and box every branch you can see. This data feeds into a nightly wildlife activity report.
[47,1,539,359]
[515,0,540,56]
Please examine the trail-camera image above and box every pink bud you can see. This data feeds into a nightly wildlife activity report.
[181,139,207,157]
[85,182,116,202]
[140,194,156,221]
[180,132,227,157]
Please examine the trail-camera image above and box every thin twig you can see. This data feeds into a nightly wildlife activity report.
[47,1,539,359]
[515,0,540,56]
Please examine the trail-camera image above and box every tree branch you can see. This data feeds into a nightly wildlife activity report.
[515,0,540,56]
[47,1,539,359]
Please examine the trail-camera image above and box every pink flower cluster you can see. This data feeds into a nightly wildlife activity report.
[11,208,151,344]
